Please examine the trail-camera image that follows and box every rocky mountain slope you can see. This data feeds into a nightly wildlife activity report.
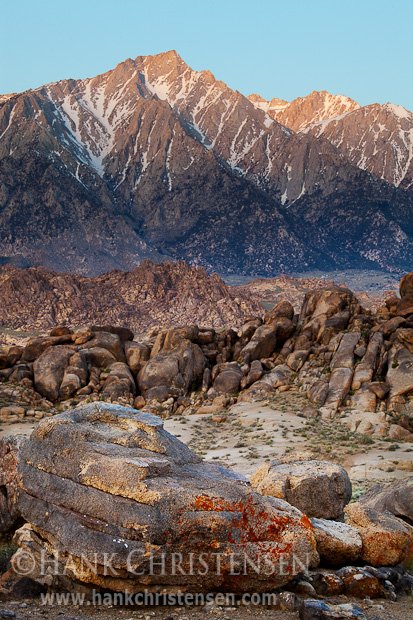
[249,91,413,189]
[248,90,360,132]
[0,261,261,332]
[302,103,413,189]
[1,51,412,276]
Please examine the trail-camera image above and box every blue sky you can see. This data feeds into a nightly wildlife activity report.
[1,0,412,111]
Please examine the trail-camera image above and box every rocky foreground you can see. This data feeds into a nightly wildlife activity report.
[0,404,412,620]
[0,274,413,618]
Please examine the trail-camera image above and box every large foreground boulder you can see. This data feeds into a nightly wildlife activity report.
[250,459,352,519]
[310,519,362,567]
[12,403,317,593]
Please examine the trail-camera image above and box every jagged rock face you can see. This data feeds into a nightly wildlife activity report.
[249,90,413,191]
[1,51,413,275]
[247,93,289,118]
[248,90,360,132]
[0,261,262,331]
[302,102,413,189]
[13,403,317,593]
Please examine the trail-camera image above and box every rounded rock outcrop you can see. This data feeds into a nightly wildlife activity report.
[12,403,318,593]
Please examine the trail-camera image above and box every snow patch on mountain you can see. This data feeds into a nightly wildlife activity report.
[384,103,411,119]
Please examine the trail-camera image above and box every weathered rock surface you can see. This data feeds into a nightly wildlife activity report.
[33,346,74,401]
[213,362,244,395]
[352,332,383,391]
[138,329,205,400]
[330,332,360,371]
[299,286,357,344]
[356,478,413,524]
[323,368,353,414]
[124,342,150,374]
[264,300,295,323]
[0,436,25,533]
[250,459,352,519]
[82,332,126,363]
[0,345,23,369]
[368,381,390,399]
[400,272,413,298]
[239,324,278,363]
[101,362,136,402]
[345,502,413,566]
[59,352,89,400]
[387,342,413,413]
[262,364,293,389]
[310,519,362,566]
[12,403,318,593]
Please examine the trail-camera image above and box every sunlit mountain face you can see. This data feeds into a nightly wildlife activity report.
[0,51,412,276]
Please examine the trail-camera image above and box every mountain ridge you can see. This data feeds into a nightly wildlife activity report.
[0,50,412,276]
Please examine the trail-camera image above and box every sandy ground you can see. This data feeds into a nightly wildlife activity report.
[164,393,413,487]
[2,389,413,486]
[0,595,412,619]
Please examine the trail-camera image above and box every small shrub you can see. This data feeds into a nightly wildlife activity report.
[0,542,17,574]
[357,434,374,445]
[351,486,367,502]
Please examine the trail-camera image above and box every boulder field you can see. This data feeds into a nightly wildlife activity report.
[1,274,413,444]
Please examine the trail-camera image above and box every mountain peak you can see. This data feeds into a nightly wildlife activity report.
[248,90,360,132]
[136,49,187,71]
[383,102,412,119]
[0,51,412,277]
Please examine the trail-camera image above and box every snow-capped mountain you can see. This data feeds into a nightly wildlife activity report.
[0,51,412,276]
[301,102,413,189]
[248,90,360,132]
[248,90,413,190]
